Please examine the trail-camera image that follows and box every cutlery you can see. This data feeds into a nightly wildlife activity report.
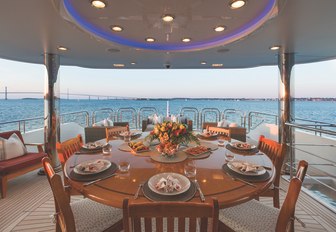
[134,183,144,199]
[194,180,205,202]
[83,173,117,186]
[226,172,257,188]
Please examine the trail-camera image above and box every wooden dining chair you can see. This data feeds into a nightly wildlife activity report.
[56,135,83,194]
[42,157,123,232]
[219,160,308,232]
[106,126,128,142]
[256,135,286,208]
[123,198,219,232]
[208,126,231,141]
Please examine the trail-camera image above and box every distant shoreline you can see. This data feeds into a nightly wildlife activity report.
[1,97,335,101]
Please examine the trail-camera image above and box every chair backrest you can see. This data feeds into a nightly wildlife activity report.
[208,127,231,141]
[202,122,217,130]
[56,134,83,166]
[123,198,219,232]
[42,157,76,232]
[258,135,286,187]
[106,126,128,142]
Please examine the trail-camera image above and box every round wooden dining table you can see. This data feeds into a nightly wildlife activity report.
[65,135,275,209]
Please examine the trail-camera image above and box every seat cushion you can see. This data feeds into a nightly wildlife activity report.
[0,133,27,161]
[71,198,122,232]
[0,152,47,174]
[219,199,279,232]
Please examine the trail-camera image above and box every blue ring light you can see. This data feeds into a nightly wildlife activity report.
[63,0,276,51]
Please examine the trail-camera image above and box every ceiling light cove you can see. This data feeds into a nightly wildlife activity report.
[63,0,276,51]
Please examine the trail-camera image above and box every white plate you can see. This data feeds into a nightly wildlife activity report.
[148,172,190,196]
[230,142,256,150]
[227,160,266,176]
[74,159,111,175]
[119,131,141,137]
[82,142,103,150]
[199,132,218,138]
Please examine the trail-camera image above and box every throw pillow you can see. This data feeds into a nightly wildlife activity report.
[0,133,27,160]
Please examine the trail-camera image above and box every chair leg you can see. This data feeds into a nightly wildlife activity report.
[0,176,7,198]
[273,189,280,208]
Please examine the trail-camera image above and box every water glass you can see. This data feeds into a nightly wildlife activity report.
[218,139,225,147]
[118,160,130,173]
[124,133,131,143]
[184,161,197,178]
[225,150,235,162]
[102,143,112,155]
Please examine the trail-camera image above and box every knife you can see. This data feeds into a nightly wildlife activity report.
[194,180,205,202]
[83,173,117,186]
[226,172,257,188]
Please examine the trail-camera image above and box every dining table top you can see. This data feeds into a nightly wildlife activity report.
[64,132,275,209]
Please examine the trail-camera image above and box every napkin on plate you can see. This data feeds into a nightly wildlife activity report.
[231,161,261,173]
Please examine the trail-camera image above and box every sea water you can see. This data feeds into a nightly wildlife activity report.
[0,99,335,131]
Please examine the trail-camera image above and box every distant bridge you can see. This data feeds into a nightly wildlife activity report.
[0,90,132,100]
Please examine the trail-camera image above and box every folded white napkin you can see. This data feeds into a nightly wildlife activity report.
[231,161,261,173]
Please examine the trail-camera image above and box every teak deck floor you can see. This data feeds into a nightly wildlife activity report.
[0,170,335,232]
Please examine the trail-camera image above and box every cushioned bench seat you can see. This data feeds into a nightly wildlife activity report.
[0,130,48,198]
[0,152,47,174]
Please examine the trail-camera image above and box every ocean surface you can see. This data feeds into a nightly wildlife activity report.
[0,99,335,131]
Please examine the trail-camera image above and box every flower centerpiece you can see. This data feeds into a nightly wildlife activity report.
[146,121,199,158]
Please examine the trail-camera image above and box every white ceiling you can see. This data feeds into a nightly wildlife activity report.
[0,0,336,69]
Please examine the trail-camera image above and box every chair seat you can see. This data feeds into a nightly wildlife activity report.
[71,198,122,232]
[219,200,279,232]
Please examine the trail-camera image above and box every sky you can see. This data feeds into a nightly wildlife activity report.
[0,57,336,99]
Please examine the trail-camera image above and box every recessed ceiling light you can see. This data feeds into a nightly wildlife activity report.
[270,45,280,50]
[110,25,123,32]
[229,0,246,9]
[201,61,207,65]
[214,26,226,32]
[131,62,136,65]
[113,64,125,67]
[146,37,155,42]
[58,46,68,51]
[91,0,106,9]
[212,63,223,67]
[182,38,191,43]
[162,14,174,22]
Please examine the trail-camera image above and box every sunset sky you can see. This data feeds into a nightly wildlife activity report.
[0,58,335,99]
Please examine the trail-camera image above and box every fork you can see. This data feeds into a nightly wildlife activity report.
[134,183,144,199]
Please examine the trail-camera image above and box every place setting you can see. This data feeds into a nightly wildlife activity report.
[76,141,113,156]
[118,130,142,141]
[222,151,271,184]
[140,172,197,202]
[68,158,118,184]
[225,141,259,155]
[196,130,218,141]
